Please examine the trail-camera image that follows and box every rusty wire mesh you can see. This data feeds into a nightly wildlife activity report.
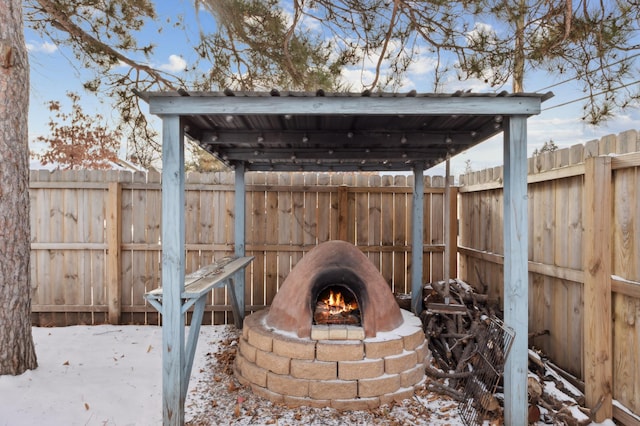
[459,316,515,425]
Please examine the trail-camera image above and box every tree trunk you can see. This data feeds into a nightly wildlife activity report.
[512,0,526,93]
[0,0,38,375]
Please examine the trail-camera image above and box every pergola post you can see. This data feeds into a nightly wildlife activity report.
[503,115,529,425]
[233,163,246,328]
[161,115,186,425]
[411,162,424,315]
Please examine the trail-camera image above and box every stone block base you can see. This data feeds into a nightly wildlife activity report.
[235,309,430,409]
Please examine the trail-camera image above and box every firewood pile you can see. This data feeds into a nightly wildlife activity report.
[418,278,594,425]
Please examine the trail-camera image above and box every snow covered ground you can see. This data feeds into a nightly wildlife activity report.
[0,325,219,426]
[0,325,619,426]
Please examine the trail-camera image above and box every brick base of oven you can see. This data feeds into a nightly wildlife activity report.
[234,308,430,410]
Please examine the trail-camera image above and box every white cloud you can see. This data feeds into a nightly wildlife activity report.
[27,41,58,54]
[466,22,497,47]
[159,55,187,73]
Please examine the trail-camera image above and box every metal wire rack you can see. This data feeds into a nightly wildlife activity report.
[459,316,516,425]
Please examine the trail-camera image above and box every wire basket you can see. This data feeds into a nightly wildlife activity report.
[459,316,515,425]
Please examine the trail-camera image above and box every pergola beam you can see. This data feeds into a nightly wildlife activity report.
[149,95,543,116]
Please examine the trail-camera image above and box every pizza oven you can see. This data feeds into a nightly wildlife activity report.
[235,240,430,409]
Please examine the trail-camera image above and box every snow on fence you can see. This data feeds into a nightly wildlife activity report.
[29,170,455,327]
[458,129,640,423]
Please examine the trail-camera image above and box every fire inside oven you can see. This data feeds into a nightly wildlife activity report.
[313,285,361,326]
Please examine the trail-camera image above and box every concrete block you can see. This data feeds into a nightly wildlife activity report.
[400,364,425,388]
[329,325,348,340]
[236,354,267,388]
[346,326,365,340]
[250,384,284,403]
[238,337,257,363]
[338,358,384,380]
[267,372,309,397]
[316,341,364,361]
[272,334,316,359]
[384,350,418,375]
[358,373,401,398]
[290,358,337,380]
[310,325,330,341]
[331,397,380,411]
[379,386,415,405]
[309,379,358,400]
[283,395,331,408]
[247,325,273,352]
[364,337,404,359]
[255,348,291,375]
[402,328,426,351]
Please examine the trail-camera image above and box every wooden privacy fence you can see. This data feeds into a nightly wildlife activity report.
[458,129,640,423]
[29,170,456,327]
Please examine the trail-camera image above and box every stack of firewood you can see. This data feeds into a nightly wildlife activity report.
[419,278,595,425]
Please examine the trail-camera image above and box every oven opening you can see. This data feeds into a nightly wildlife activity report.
[313,285,361,326]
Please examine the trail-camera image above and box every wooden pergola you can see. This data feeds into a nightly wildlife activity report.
[139,89,551,425]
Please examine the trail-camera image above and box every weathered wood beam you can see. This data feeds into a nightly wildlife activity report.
[200,130,474,147]
[161,115,185,426]
[411,163,424,315]
[149,95,543,116]
[503,115,529,425]
[233,163,246,328]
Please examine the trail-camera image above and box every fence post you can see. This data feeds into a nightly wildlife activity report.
[448,185,458,278]
[106,181,122,325]
[583,156,613,422]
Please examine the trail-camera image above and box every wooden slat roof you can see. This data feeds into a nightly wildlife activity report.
[138,89,552,172]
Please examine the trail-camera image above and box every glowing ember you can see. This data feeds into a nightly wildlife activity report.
[314,287,360,325]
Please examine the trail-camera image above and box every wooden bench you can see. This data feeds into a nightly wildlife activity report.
[145,256,254,326]
[144,255,253,399]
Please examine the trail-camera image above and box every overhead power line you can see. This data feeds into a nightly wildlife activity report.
[533,52,640,93]
[542,79,640,111]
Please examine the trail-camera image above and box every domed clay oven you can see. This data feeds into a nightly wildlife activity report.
[235,240,430,409]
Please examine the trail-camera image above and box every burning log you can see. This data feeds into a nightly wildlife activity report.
[313,288,360,326]
[313,302,360,325]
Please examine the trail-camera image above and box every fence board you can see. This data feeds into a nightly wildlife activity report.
[393,175,408,294]
[430,176,444,289]
[612,161,640,414]
[130,171,148,324]
[304,173,318,248]
[459,130,640,422]
[291,173,305,270]
[248,172,266,311]
[316,173,331,243]
[380,175,394,287]
[31,170,454,326]
[422,176,432,284]
[145,171,162,325]
[368,174,382,273]
[264,173,279,306]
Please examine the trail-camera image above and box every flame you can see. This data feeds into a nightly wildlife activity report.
[323,290,357,314]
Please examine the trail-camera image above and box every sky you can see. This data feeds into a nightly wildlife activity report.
[24,1,640,177]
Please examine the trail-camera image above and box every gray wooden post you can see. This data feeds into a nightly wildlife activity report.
[503,115,528,425]
[161,115,185,425]
[233,162,246,328]
[411,162,424,315]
